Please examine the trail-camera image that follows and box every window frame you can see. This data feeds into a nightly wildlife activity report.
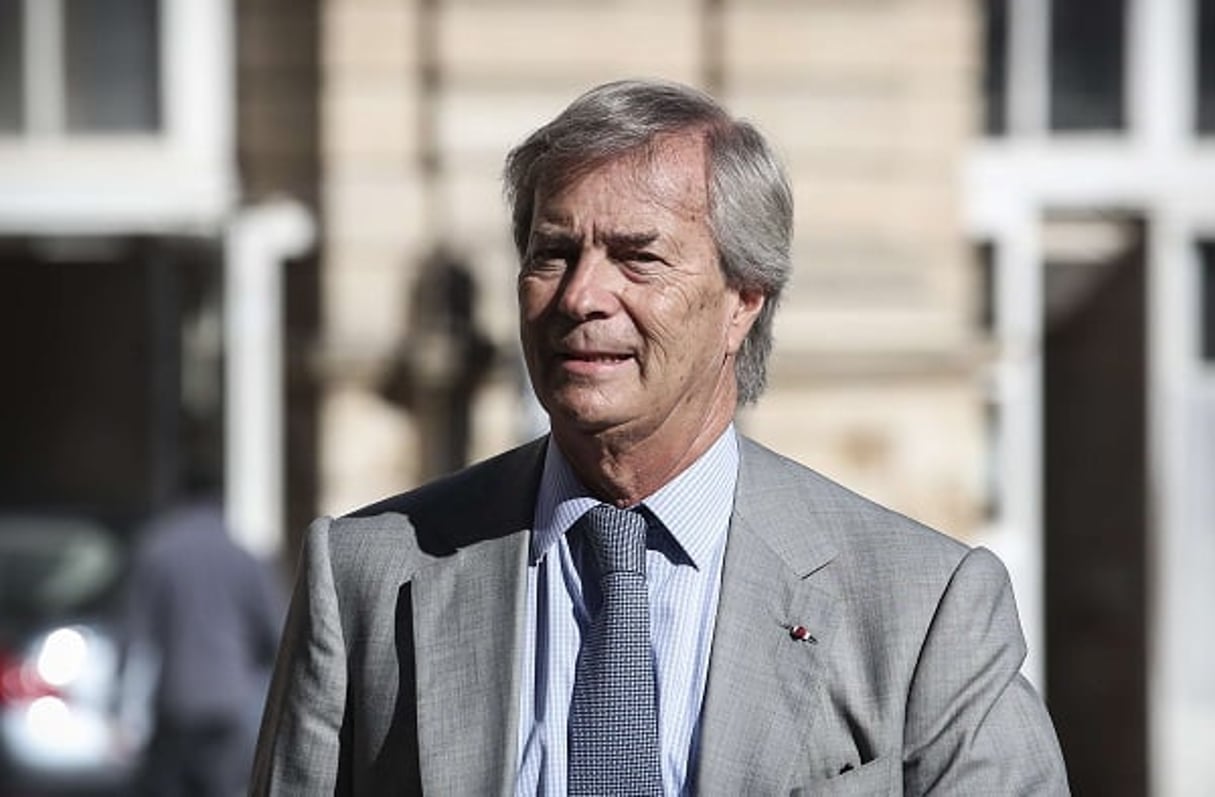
[1198,0,1215,134]
[1199,239,1215,365]
[0,0,236,234]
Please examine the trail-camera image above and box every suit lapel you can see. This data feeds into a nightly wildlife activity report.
[409,441,544,796]
[412,533,529,795]
[697,438,842,793]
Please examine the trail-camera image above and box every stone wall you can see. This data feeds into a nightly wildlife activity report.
[316,0,984,538]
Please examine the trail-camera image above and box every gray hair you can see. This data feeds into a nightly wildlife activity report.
[503,79,793,405]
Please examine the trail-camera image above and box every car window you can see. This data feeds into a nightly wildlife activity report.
[0,517,123,621]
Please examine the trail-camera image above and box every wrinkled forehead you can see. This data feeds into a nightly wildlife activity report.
[532,132,712,221]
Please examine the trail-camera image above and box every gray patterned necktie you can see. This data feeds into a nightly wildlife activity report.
[568,504,663,796]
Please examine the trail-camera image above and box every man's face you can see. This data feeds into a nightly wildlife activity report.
[518,134,763,451]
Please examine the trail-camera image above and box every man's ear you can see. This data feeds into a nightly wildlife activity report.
[726,287,765,354]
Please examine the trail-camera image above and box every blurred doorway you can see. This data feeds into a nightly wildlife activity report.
[1042,214,1148,796]
[0,236,223,529]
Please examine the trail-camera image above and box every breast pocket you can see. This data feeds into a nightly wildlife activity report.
[790,756,898,796]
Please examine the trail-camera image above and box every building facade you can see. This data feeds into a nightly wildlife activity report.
[4,0,1213,793]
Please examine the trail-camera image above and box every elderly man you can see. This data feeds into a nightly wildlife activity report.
[252,80,1068,795]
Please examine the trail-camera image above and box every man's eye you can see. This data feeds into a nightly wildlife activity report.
[620,251,664,270]
[527,251,571,271]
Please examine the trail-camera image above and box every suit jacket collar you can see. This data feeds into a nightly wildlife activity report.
[696,436,842,793]
[531,426,740,569]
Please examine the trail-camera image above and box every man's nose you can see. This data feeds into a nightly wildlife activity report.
[556,250,618,319]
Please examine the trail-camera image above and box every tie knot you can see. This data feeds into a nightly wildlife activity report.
[583,504,648,576]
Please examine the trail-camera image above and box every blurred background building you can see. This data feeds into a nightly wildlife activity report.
[0,0,1212,794]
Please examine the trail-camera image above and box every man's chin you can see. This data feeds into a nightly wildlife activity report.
[543,397,632,438]
[550,410,623,435]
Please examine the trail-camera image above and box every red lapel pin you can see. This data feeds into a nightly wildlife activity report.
[788,624,817,644]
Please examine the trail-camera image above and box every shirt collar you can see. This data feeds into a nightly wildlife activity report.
[530,425,739,569]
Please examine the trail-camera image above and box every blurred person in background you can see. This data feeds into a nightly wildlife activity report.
[122,478,284,797]
[252,79,1068,795]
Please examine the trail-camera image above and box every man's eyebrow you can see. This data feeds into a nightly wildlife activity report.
[527,227,579,248]
[600,230,660,249]
[528,228,662,251]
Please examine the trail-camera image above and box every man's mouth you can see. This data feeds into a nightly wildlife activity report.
[560,351,631,363]
[553,349,634,375]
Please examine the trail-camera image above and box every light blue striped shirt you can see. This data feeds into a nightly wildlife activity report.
[515,426,739,796]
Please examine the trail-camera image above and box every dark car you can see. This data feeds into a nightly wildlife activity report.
[0,515,144,795]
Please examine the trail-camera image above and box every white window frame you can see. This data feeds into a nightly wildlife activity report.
[969,1,1215,793]
[0,0,236,234]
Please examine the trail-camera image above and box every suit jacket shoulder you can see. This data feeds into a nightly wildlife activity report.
[699,436,1067,795]
[319,438,545,599]
[344,437,547,550]
[736,434,968,577]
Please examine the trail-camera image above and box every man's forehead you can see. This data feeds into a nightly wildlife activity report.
[533,133,710,216]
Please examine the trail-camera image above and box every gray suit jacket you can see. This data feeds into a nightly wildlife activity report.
[252,436,1068,795]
